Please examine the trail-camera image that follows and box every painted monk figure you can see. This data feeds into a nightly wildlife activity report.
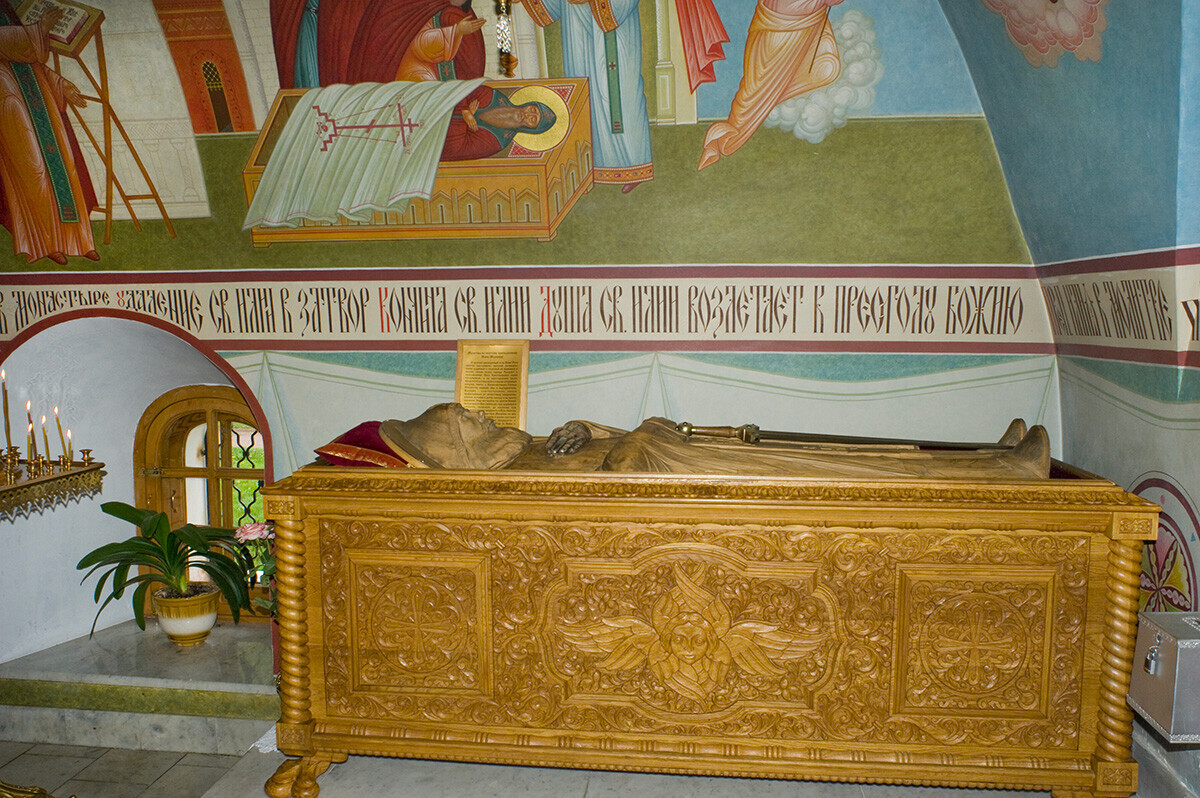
[378,403,1052,480]
[520,0,653,192]
[440,84,557,161]
[0,2,98,264]
[271,0,486,88]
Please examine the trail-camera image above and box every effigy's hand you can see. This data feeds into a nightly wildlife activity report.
[545,421,590,455]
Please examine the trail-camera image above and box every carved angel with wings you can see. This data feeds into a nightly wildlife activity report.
[559,564,825,702]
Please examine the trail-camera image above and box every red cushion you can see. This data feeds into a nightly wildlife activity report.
[315,421,413,468]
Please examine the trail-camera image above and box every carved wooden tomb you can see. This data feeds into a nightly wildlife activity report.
[263,464,1156,797]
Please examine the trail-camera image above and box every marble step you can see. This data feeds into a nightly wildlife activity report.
[0,620,278,755]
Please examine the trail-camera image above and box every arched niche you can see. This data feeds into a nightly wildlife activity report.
[0,316,263,660]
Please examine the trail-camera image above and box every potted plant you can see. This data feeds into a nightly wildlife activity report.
[77,501,253,646]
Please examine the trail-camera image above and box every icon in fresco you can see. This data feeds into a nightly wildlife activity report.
[0,1,894,261]
[242,79,573,242]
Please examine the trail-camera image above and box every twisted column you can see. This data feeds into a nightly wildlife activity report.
[274,515,312,735]
[1096,538,1141,763]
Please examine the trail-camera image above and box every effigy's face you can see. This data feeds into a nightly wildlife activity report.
[452,405,497,436]
[449,405,529,467]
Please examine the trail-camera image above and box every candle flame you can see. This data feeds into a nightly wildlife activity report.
[40,415,45,425]
[54,406,59,415]
[1,369,5,380]
[67,429,71,439]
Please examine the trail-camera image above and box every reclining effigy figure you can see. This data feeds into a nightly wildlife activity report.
[370,403,1051,480]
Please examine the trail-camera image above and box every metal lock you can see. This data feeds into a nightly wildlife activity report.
[1145,632,1162,675]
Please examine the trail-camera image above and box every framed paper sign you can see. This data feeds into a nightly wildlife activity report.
[454,340,529,430]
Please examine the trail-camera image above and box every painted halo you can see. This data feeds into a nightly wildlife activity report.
[510,85,570,152]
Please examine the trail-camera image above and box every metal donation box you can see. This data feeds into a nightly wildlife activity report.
[1128,611,1200,742]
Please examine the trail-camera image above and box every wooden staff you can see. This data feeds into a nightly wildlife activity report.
[675,422,1010,451]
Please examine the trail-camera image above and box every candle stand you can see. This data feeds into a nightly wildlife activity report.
[0,447,104,522]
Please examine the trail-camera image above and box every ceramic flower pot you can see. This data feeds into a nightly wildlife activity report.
[152,583,220,646]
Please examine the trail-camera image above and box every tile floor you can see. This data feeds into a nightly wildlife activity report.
[0,737,1060,798]
[0,740,241,798]
[220,752,1055,798]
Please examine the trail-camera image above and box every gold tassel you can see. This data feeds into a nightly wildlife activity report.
[497,0,515,77]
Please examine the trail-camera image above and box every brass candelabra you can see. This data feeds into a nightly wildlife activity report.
[0,446,103,522]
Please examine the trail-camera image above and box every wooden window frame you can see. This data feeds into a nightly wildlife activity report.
[133,384,269,623]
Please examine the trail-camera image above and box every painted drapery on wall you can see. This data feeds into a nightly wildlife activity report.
[270,0,487,87]
[699,0,843,169]
[524,0,653,188]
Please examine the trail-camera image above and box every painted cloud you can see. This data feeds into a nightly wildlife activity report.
[982,0,1109,67]
[764,10,883,145]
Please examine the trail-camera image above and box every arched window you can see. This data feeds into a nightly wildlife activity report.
[134,385,268,620]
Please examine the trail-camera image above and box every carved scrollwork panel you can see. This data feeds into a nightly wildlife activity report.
[312,513,1091,751]
[896,567,1055,716]
[319,531,492,713]
[263,495,296,519]
[544,546,842,723]
[351,559,487,691]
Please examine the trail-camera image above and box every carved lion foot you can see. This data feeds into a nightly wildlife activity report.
[265,753,347,798]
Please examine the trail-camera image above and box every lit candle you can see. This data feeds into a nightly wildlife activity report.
[1,369,9,450]
[27,403,36,459]
[26,422,32,462]
[41,415,50,461]
[66,429,72,463]
[54,407,66,458]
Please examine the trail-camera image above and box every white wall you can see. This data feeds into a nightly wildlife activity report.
[1058,361,1200,489]
[0,318,233,662]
